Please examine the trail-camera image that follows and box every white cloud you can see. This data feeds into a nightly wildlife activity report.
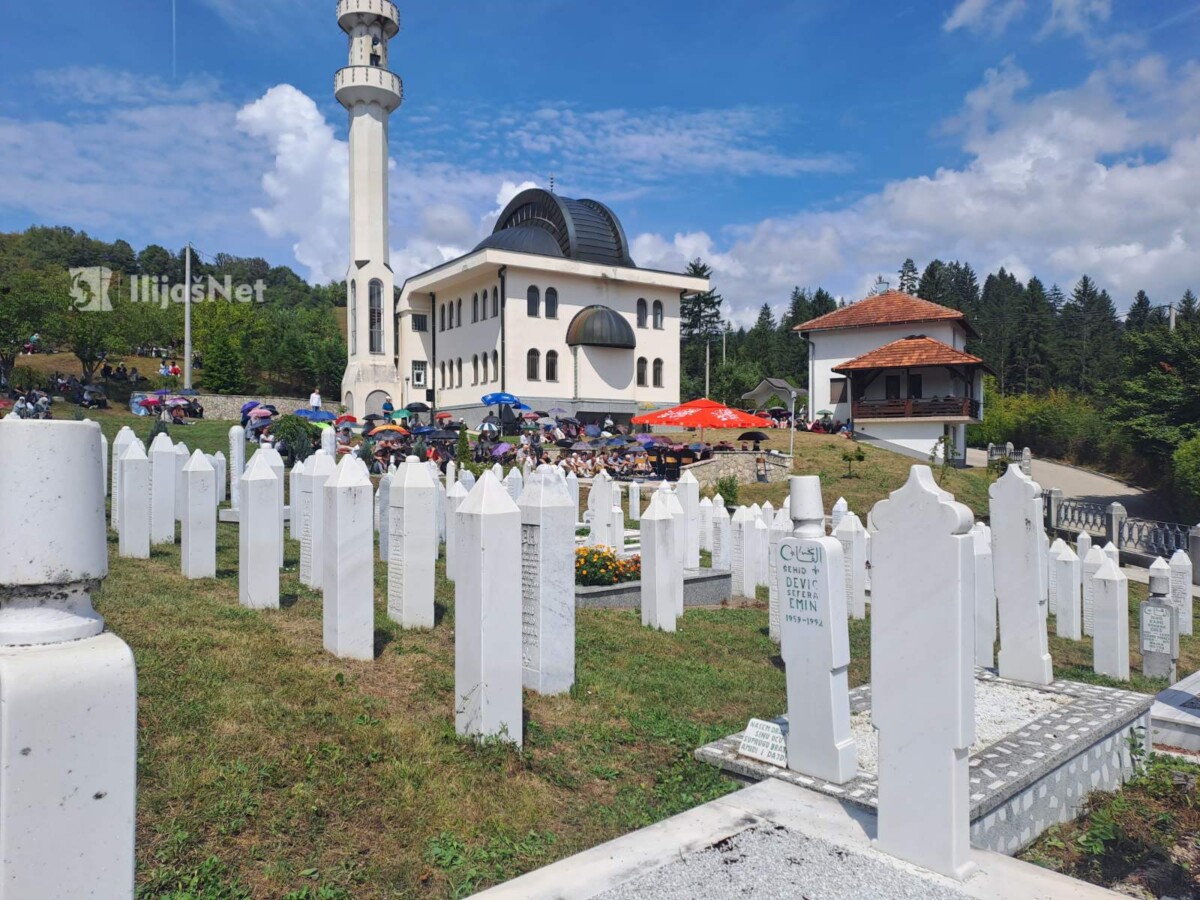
[32,66,222,106]
[1039,0,1111,38]
[944,0,1027,34]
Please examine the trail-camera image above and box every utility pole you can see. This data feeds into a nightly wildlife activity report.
[183,242,192,390]
[789,390,797,459]
[1169,303,1177,332]
[705,339,710,399]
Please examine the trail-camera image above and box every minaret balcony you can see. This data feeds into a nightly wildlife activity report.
[336,0,400,37]
[335,66,403,112]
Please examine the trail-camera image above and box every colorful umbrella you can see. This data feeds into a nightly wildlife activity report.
[548,407,569,415]
[521,411,540,420]
[139,397,162,407]
[249,407,274,419]
[370,424,409,435]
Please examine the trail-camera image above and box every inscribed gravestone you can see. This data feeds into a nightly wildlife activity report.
[1170,549,1193,636]
[228,425,245,510]
[149,432,175,545]
[519,468,576,693]
[181,450,216,580]
[971,522,996,668]
[1055,545,1083,641]
[1141,558,1178,681]
[117,441,150,560]
[1093,557,1129,681]
[323,457,374,660]
[239,454,279,610]
[640,492,676,632]
[1082,546,1104,637]
[767,508,791,642]
[833,512,867,620]
[699,496,713,552]
[678,470,700,569]
[711,502,731,572]
[738,718,788,768]
[388,456,436,629]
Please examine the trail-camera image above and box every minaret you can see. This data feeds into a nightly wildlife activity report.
[336,0,403,417]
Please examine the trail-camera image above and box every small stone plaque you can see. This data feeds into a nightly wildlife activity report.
[1140,598,1178,680]
[738,718,788,768]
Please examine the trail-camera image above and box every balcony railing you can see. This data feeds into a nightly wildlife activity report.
[851,397,980,420]
[334,66,404,111]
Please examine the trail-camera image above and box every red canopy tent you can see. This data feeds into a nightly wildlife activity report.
[631,399,773,435]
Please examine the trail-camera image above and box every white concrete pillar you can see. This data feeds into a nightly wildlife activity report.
[323,457,375,660]
[1093,557,1129,680]
[239,453,280,610]
[0,418,137,899]
[228,424,245,510]
[213,450,226,504]
[181,450,216,579]
[320,427,336,456]
[117,440,150,559]
[110,426,137,531]
[388,456,436,629]
[455,472,523,746]
[831,496,848,532]
[767,507,791,642]
[519,468,577,693]
[640,492,677,633]
[505,467,523,505]
[1082,545,1105,637]
[660,483,686,615]
[731,507,756,599]
[257,447,286,567]
[1076,530,1092,564]
[629,480,642,522]
[377,470,393,562]
[565,471,580,522]
[1048,537,1067,616]
[1103,541,1119,568]
[149,432,175,545]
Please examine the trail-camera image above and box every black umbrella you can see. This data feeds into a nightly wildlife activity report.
[738,431,770,442]
[480,414,500,427]
[423,429,458,440]
[558,416,580,425]
[554,439,574,448]
[406,402,431,413]
[445,421,464,431]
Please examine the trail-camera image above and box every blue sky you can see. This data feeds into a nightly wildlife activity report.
[1,0,1198,324]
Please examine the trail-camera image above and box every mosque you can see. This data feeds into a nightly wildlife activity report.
[334,0,706,423]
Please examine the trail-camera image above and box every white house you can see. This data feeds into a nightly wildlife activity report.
[795,290,989,463]
[351,188,708,425]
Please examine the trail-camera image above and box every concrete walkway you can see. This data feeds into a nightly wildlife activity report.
[965,450,1165,520]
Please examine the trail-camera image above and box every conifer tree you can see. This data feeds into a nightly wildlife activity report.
[898,258,919,294]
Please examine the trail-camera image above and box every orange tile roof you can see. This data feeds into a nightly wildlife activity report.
[794,290,976,336]
[832,336,990,373]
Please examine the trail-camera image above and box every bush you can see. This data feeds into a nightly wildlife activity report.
[272,414,319,463]
[715,475,739,507]
[575,546,640,586]
[145,418,169,445]
[1173,435,1200,519]
[456,428,486,478]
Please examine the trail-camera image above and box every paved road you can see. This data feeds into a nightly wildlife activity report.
[964,449,1165,520]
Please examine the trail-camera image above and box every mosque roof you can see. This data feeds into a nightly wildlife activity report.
[565,305,637,349]
[474,188,635,268]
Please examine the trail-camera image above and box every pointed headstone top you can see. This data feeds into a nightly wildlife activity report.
[834,510,865,534]
[293,457,307,475]
[731,506,751,523]
[149,432,173,453]
[447,480,469,500]
[329,454,371,488]
[396,455,435,488]
[678,470,698,485]
[183,449,213,473]
[175,443,189,456]
[308,450,337,477]
[1094,556,1121,582]
[699,496,712,508]
[518,470,573,511]
[641,490,671,522]
[1084,545,1106,565]
[1058,544,1080,562]
[121,440,148,461]
[713,493,724,508]
[1171,548,1191,564]
[460,470,520,516]
[242,453,276,481]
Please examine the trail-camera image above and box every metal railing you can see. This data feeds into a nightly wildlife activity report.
[1119,516,1190,558]
[852,397,980,419]
[1056,498,1108,536]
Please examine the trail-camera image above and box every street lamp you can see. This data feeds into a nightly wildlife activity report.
[789,390,798,459]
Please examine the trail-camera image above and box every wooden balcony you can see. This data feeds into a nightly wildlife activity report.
[852,397,980,421]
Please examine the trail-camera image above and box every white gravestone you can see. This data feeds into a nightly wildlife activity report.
[971,523,996,668]
[377,471,393,562]
[300,451,336,590]
[117,441,150,559]
[778,475,856,784]
[505,467,523,504]
[731,507,757,600]
[871,466,976,880]
[699,496,713,552]
[661,484,687,615]
[173,443,189,524]
[289,458,306,541]
[767,508,792,643]
[1093,557,1129,681]
[0,418,137,898]
[110,426,137,531]
[678,470,701,569]
[239,454,280,610]
[1103,540,1119,569]
[831,496,848,532]
[181,450,217,580]
[323,457,375,660]
[519,468,576,694]
[1055,546,1082,640]
[445,481,469,582]
[1141,560,1178,681]
[1169,549,1193,636]
[1048,537,1067,616]
[388,457,436,630]
[491,462,503,479]
[1077,530,1092,565]
[1037,526,1050,608]
[629,480,641,522]
[640,492,677,633]
[565,471,580,522]
[228,425,245,510]
[755,514,771,588]
[459,469,476,492]
[321,427,336,457]
[760,500,774,530]
[610,505,625,553]
[257,447,286,567]
[455,472,523,747]
[445,460,457,491]
[436,479,447,549]
[98,429,108,498]
[1082,546,1104,637]
[833,512,867,620]
[589,472,614,547]
[989,466,1053,685]
[149,432,176,545]
[711,502,732,572]
[213,450,226,504]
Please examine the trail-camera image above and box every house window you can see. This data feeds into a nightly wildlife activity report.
[492,350,499,381]
[411,313,428,333]
[908,374,923,399]
[652,300,663,329]
[481,354,488,382]
[439,361,446,386]
[652,358,664,387]
[472,293,479,323]
[456,358,463,388]
[885,375,901,400]
[472,355,479,384]
[368,280,383,354]
[527,349,540,380]
[456,298,462,328]
[439,304,445,332]
[636,357,647,386]
[411,360,427,388]
[349,281,357,355]
[527,286,540,317]
[481,293,488,320]
[830,377,848,404]
[637,298,647,328]
[546,350,558,382]
[545,287,558,319]
[492,287,499,317]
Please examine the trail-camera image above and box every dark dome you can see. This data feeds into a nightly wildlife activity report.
[473,188,635,267]
[566,305,636,350]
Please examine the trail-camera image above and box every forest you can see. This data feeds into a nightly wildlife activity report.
[0,226,346,396]
[679,257,1200,513]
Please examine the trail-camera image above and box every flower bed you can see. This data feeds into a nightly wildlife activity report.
[575,545,640,586]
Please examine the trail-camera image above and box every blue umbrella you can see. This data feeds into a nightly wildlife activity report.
[411,425,437,435]
[241,400,260,413]
[514,402,532,411]
[295,408,336,423]
[584,424,601,438]
[481,392,520,406]
[154,388,172,396]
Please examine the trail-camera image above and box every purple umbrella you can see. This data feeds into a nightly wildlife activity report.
[241,400,260,414]
[154,388,172,396]
[635,433,655,444]
[491,442,512,457]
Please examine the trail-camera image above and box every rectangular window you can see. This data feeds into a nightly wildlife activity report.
[907,374,923,399]
[829,377,848,404]
[885,375,900,400]
[411,314,428,333]
[411,360,427,387]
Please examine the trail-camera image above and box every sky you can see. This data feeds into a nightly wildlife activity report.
[0,0,1198,326]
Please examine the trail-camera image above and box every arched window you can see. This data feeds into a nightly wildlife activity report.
[652,300,664,330]
[636,357,648,387]
[636,298,647,329]
[653,358,664,387]
[368,279,383,353]
[456,298,462,328]
[439,303,445,332]
[492,287,499,317]
[527,349,540,381]
[481,292,488,320]
[456,358,463,387]
[545,350,558,382]
[439,361,446,386]
[472,293,479,323]
[545,287,558,319]
[527,286,540,317]
[349,281,358,355]
[472,355,479,384]
[492,350,499,381]
[481,354,488,382]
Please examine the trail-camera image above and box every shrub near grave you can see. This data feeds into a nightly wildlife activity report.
[575,546,639,586]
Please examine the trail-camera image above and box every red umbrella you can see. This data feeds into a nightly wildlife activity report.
[631,398,773,430]
[434,411,453,420]
[335,414,357,426]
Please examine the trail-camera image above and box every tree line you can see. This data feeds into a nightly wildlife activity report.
[0,226,346,395]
